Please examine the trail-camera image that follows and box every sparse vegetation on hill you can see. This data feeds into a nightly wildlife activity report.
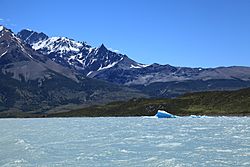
[48,88,250,117]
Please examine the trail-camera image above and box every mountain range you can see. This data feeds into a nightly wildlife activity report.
[17,28,250,96]
[0,26,145,113]
[1,25,250,113]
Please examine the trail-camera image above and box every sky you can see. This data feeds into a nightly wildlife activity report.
[0,0,250,67]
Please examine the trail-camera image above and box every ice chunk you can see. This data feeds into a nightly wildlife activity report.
[155,110,176,118]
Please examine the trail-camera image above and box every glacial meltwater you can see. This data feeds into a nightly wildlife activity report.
[0,117,249,167]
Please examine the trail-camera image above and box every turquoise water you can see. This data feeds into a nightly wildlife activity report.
[0,117,249,167]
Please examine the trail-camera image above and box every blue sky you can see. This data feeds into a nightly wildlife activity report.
[1,0,250,67]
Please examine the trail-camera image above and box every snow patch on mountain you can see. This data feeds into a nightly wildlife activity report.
[23,31,35,42]
[87,71,93,76]
[130,64,150,69]
[97,60,120,71]
[108,47,121,53]
[32,37,84,53]
[0,50,7,57]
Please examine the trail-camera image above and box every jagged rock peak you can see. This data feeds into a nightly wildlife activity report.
[17,29,49,44]
[0,25,13,34]
[97,43,108,52]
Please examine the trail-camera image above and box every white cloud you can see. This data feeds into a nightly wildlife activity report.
[0,18,3,21]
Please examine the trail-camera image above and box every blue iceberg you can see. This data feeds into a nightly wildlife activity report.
[153,110,207,119]
[155,110,176,118]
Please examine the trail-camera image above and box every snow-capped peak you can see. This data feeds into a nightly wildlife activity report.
[17,28,144,79]
[0,26,4,31]
[24,28,32,31]
[32,36,84,53]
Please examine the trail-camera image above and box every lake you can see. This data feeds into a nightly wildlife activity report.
[0,117,249,166]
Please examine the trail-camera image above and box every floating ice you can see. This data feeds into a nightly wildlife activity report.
[154,111,209,119]
[155,110,176,118]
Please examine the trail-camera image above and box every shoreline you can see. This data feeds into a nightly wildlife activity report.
[0,113,249,119]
